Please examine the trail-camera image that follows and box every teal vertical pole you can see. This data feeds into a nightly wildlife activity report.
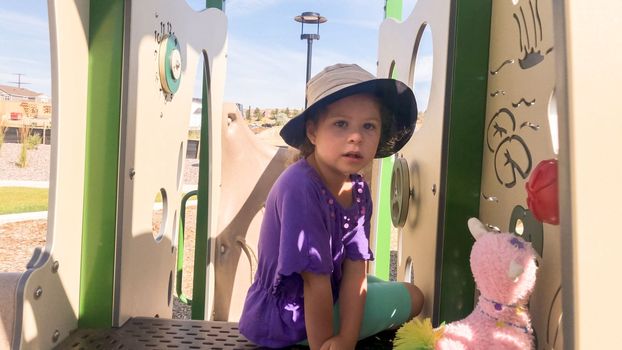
[80,0,124,328]
[206,0,224,11]
[373,0,402,281]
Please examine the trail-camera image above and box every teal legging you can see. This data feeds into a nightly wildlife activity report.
[299,275,412,345]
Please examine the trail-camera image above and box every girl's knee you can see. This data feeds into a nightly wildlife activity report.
[402,283,424,317]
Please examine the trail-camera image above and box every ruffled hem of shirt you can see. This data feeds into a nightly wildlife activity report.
[346,251,375,261]
[239,283,306,348]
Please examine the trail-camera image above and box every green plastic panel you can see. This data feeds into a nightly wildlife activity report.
[192,56,211,320]
[375,157,394,280]
[435,0,491,324]
[385,0,403,20]
[79,0,125,328]
[191,0,221,322]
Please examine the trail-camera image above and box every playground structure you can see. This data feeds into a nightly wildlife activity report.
[0,0,621,349]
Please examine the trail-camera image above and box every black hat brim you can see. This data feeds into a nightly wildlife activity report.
[280,78,418,158]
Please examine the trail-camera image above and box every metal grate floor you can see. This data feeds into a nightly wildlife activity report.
[54,317,264,350]
[55,316,395,349]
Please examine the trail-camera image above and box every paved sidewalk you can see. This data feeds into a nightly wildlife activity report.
[0,202,198,224]
[0,181,199,224]
[0,181,197,192]
[0,211,48,225]
[0,180,49,188]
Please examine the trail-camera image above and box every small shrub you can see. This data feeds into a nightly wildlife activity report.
[16,124,32,168]
[187,130,201,140]
[26,134,42,150]
[0,119,6,151]
[17,143,28,168]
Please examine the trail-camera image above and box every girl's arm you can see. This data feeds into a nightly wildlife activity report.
[334,258,367,348]
[301,271,334,350]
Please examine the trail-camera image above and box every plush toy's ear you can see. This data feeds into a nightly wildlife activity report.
[468,217,489,241]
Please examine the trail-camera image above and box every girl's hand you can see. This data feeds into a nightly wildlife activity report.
[320,335,355,350]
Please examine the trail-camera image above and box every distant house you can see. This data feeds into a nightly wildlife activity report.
[0,84,50,103]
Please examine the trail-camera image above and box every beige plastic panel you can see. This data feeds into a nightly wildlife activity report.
[0,273,20,349]
[555,1,622,348]
[210,104,292,321]
[7,1,91,348]
[376,0,451,319]
[479,0,562,348]
[115,1,227,325]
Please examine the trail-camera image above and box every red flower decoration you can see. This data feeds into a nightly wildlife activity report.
[526,159,559,225]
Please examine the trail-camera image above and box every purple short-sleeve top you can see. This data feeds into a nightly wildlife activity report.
[238,158,374,347]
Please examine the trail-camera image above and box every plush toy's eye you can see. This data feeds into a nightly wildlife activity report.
[509,237,525,249]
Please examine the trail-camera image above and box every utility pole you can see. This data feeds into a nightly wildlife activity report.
[9,73,30,89]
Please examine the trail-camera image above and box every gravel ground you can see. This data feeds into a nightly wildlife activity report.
[0,142,200,184]
[0,219,47,273]
[0,143,52,181]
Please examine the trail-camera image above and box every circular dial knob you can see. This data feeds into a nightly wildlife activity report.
[390,156,410,228]
[170,48,182,80]
[158,34,182,95]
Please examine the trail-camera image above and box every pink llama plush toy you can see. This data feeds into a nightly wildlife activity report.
[394,218,538,350]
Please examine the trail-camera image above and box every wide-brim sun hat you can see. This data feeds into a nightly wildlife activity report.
[280,63,418,158]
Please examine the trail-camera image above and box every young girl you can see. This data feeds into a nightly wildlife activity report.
[239,64,424,349]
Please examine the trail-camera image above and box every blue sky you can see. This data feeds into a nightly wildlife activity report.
[0,1,51,96]
[0,0,422,109]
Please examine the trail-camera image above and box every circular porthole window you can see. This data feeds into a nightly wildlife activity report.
[388,60,397,78]
[515,218,525,236]
[404,256,415,284]
[152,188,167,242]
[391,157,410,228]
[547,89,559,154]
[410,24,434,121]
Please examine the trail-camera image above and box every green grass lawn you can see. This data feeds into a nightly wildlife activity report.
[0,187,187,215]
[0,187,49,215]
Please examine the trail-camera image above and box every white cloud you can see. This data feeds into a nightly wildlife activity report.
[329,17,382,31]
[223,35,307,108]
[0,56,43,67]
[0,10,48,38]
[411,53,433,111]
[180,0,388,109]
[192,35,302,108]
[225,0,284,17]
[412,54,433,84]
[214,34,378,109]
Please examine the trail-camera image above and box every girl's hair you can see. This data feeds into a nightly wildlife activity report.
[291,94,392,162]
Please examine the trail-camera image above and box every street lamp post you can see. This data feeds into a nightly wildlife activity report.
[294,12,327,107]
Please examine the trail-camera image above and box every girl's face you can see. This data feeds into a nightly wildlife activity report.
[306,93,382,177]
